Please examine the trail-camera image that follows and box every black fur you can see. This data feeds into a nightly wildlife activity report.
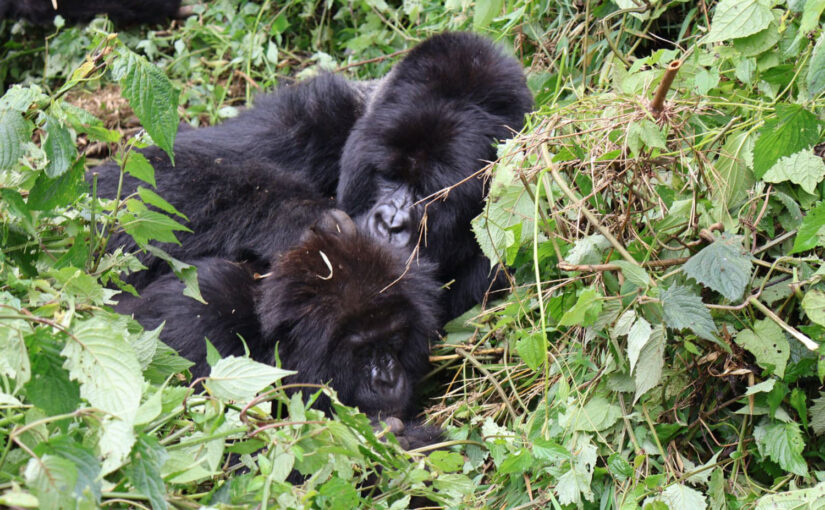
[0,0,182,24]
[338,32,534,318]
[117,219,441,420]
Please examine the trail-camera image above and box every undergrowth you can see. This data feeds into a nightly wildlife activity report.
[1,0,825,508]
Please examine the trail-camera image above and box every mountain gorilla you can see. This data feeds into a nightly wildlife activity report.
[94,32,531,320]
[117,207,441,425]
[338,32,534,318]
[0,0,184,24]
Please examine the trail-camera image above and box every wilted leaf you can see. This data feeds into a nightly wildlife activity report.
[627,317,652,373]
[683,233,752,301]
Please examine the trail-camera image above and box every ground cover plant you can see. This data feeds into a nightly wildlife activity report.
[1,0,825,508]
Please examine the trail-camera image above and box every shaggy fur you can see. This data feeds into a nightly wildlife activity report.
[338,32,534,319]
[117,221,441,419]
[0,0,182,24]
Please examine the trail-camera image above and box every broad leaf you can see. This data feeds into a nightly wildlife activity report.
[808,32,825,96]
[124,435,168,510]
[205,356,294,401]
[762,149,825,194]
[644,484,707,510]
[634,325,666,403]
[473,0,503,29]
[0,108,32,171]
[627,317,652,373]
[683,233,752,301]
[752,104,820,179]
[124,152,157,187]
[613,260,650,288]
[802,290,825,327]
[661,285,718,341]
[754,482,825,510]
[705,0,773,43]
[559,288,603,327]
[810,393,825,436]
[792,200,825,254]
[754,419,808,477]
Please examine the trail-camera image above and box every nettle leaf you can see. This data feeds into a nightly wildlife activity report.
[627,317,652,373]
[115,49,179,162]
[613,260,650,288]
[121,199,190,246]
[754,482,825,510]
[683,233,752,301]
[661,285,718,341]
[559,288,603,327]
[23,454,79,510]
[124,152,156,187]
[626,119,666,156]
[0,108,33,171]
[555,436,596,506]
[802,290,825,327]
[205,356,294,401]
[810,392,825,436]
[713,130,755,206]
[27,157,87,211]
[705,0,773,43]
[42,114,76,178]
[124,435,168,510]
[644,484,707,510]
[792,200,825,254]
[138,186,187,219]
[762,149,825,194]
[563,396,622,432]
[634,325,666,404]
[566,234,610,265]
[472,181,534,267]
[142,245,204,304]
[515,331,547,371]
[808,32,825,96]
[752,104,820,179]
[754,419,808,477]
[735,319,789,378]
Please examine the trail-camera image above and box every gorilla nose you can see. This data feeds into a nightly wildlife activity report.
[369,203,411,247]
[372,366,404,398]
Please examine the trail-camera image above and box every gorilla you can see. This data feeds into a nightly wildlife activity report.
[338,32,534,318]
[96,32,532,320]
[117,206,441,428]
[0,0,184,24]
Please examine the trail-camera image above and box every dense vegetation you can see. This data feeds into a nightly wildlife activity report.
[1,0,825,508]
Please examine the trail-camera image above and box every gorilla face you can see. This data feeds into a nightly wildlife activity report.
[255,217,440,416]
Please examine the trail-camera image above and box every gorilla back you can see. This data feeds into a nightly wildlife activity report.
[117,213,441,418]
[338,32,534,319]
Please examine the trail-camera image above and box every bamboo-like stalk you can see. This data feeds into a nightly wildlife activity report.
[650,60,682,116]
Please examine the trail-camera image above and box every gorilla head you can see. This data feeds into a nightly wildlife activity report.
[337,32,533,316]
[257,212,440,416]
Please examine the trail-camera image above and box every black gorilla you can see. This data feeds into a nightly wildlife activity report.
[94,73,367,290]
[117,207,441,421]
[338,32,534,318]
[0,0,183,24]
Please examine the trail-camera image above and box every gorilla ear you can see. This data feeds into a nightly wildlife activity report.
[310,209,358,238]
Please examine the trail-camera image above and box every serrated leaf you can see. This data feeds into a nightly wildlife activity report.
[555,436,596,505]
[735,319,789,378]
[565,234,610,265]
[614,260,650,287]
[23,455,78,510]
[705,0,773,43]
[565,396,622,432]
[116,50,179,163]
[27,157,87,211]
[792,200,825,254]
[627,317,652,373]
[683,233,752,301]
[807,32,825,96]
[661,285,718,341]
[0,108,32,171]
[472,181,534,267]
[627,119,667,156]
[612,309,637,338]
[810,393,825,435]
[124,435,168,510]
[763,149,825,194]
[634,325,666,403]
[123,152,156,187]
[753,104,820,179]
[802,290,825,327]
[754,419,808,476]
[755,481,825,510]
[43,115,75,178]
[0,84,43,111]
[143,245,204,303]
[121,200,190,246]
[205,356,294,401]
[644,484,708,510]
[138,186,187,219]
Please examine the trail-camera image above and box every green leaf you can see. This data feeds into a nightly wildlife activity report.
[0,108,33,171]
[124,152,156,187]
[555,436,596,505]
[27,157,87,211]
[115,49,179,163]
[634,325,666,403]
[205,356,294,401]
[42,115,75,178]
[661,285,718,341]
[810,393,825,435]
[792,200,825,254]
[23,455,78,510]
[735,319,789,378]
[733,20,780,57]
[608,453,633,480]
[124,435,168,510]
[626,119,666,156]
[705,0,773,43]
[754,481,825,509]
[429,450,464,473]
[644,484,708,510]
[1,188,34,233]
[694,67,721,95]
[143,245,205,304]
[800,0,825,34]
[473,0,503,29]
[138,186,187,219]
[472,178,534,267]
[559,288,603,327]
[807,32,825,97]
[752,104,820,179]
[683,233,752,301]
[121,200,190,246]
[515,331,547,371]
[627,317,652,373]
[564,395,622,432]
[754,419,808,476]
[713,130,755,206]
[802,290,825,327]
[763,149,825,194]
[613,260,650,288]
